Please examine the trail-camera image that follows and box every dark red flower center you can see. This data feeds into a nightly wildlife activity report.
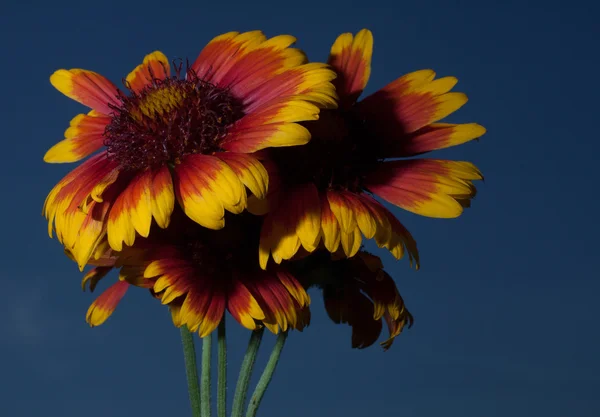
[104,67,244,171]
[272,108,383,193]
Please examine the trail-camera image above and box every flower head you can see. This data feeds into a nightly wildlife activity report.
[82,211,310,337]
[43,31,338,270]
[255,29,485,269]
[297,251,412,350]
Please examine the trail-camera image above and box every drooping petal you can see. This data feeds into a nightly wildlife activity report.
[125,51,170,93]
[326,191,356,233]
[386,122,486,157]
[44,111,111,163]
[86,280,129,327]
[328,29,373,105]
[176,154,247,225]
[81,266,112,292]
[216,153,269,199]
[173,159,226,230]
[227,275,265,330]
[258,184,320,269]
[320,195,341,252]
[359,69,468,137]
[50,69,120,114]
[365,159,483,218]
[107,171,153,251]
[358,195,419,268]
[149,166,175,229]
[245,270,305,333]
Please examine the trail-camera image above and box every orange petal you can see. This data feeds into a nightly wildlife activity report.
[360,69,468,134]
[191,31,268,85]
[86,280,129,327]
[50,69,120,114]
[125,51,170,93]
[328,29,373,106]
[44,111,110,163]
[222,120,311,153]
[365,159,483,219]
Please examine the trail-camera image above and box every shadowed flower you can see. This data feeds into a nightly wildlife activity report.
[296,251,412,350]
[81,211,310,337]
[255,29,485,269]
[43,31,338,270]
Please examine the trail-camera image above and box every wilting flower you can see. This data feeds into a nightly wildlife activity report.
[296,251,412,350]
[43,31,338,270]
[255,29,485,268]
[82,211,310,337]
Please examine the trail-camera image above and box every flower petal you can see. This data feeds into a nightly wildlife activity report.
[81,266,112,292]
[192,31,268,85]
[227,275,265,330]
[328,29,373,105]
[216,153,269,199]
[222,121,311,153]
[326,191,356,233]
[359,69,468,135]
[50,69,120,114]
[86,280,129,327]
[44,111,110,163]
[107,171,153,251]
[173,159,226,230]
[387,122,486,157]
[125,51,170,93]
[150,166,175,229]
[365,159,483,218]
[320,196,341,253]
[239,63,338,112]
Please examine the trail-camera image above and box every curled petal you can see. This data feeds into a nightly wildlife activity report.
[86,281,129,327]
[125,51,170,93]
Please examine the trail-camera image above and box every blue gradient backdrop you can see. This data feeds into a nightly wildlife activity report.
[1,0,598,416]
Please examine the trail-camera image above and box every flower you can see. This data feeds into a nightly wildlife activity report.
[296,251,412,350]
[81,210,310,337]
[254,29,485,269]
[43,31,338,270]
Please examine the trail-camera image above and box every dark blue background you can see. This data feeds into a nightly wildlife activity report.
[2,0,598,416]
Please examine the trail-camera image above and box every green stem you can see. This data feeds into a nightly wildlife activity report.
[245,331,288,417]
[180,326,202,417]
[201,332,212,417]
[231,327,265,417]
[217,319,227,417]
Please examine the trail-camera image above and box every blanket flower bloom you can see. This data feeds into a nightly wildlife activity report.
[81,211,310,337]
[297,251,412,350]
[43,31,337,270]
[255,29,485,269]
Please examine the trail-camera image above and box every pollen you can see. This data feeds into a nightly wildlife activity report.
[104,68,244,171]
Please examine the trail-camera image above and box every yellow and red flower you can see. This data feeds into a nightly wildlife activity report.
[82,211,310,337]
[297,251,412,350]
[255,29,485,269]
[43,31,338,270]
